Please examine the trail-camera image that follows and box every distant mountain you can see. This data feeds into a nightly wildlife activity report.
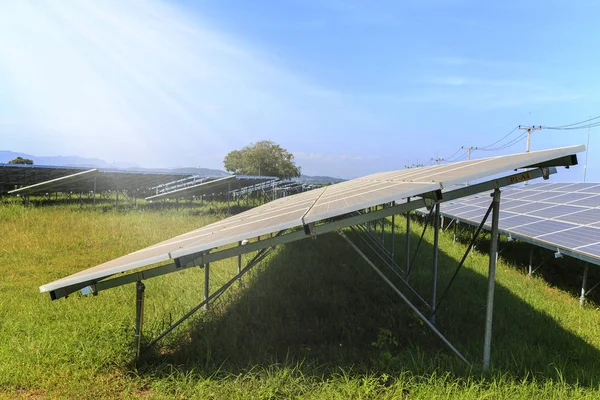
[0,150,122,169]
[297,174,344,184]
[0,151,232,177]
[1,151,342,181]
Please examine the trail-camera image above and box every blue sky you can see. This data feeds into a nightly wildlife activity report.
[0,0,598,180]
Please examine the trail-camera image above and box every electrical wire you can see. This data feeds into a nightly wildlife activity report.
[542,115,600,129]
[479,126,520,150]
[479,132,528,151]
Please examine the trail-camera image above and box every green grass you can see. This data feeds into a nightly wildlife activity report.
[1,202,600,398]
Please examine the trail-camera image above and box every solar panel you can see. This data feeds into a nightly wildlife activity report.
[566,183,600,192]
[555,208,600,225]
[498,215,543,230]
[527,205,585,219]
[500,200,532,210]
[537,226,600,249]
[458,208,489,220]
[39,145,584,297]
[509,219,576,238]
[545,192,596,204]
[579,243,600,258]
[542,183,579,192]
[569,195,600,207]
[524,182,560,190]
[517,191,567,202]
[433,174,600,266]
[5,165,192,195]
[505,202,555,214]
[576,185,600,194]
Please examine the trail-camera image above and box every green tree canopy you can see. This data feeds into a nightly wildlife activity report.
[224,141,301,179]
[8,157,34,165]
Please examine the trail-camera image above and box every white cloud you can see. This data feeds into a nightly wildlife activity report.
[0,0,371,168]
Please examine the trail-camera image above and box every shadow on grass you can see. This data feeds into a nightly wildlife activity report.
[136,227,600,388]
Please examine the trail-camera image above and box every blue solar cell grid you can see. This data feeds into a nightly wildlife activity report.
[506,202,555,215]
[528,205,585,219]
[538,226,600,249]
[509,219,576,238]
[579,243,600,258]
[555,209,600,225]
[567,183,600,193]
[498,215,543,230]
[545,192,595,204]
[576,185,600,194]
[517,191,565,202]
[438,182,600,264]
[569,195,600,207]
[500,200,531,210]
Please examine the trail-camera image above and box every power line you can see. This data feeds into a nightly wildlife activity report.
[479,126,520,150]
[543,115,600,129]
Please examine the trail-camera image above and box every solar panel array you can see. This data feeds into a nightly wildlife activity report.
[39,145,584,294]
[145,175,278,201]
[1,164,193,195]
[436,182,600,264]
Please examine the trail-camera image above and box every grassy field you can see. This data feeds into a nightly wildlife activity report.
[1,200,600,398]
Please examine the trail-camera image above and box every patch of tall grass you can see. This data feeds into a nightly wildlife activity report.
[1,203,599,398]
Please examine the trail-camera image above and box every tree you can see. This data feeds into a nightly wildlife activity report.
[224,141,301,179]
[8,157,34,165]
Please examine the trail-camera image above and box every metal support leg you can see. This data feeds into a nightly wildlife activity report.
[391,212,396,262]
[238,241,243,287]
[405,199,411,282]
[204,263,210,311]
[227,182,231,214]
[483,189,501,371]
[528,248,534,276]
[339,231,471,367]
[580,263,589,307]
[135,281,146,358]
[453,221,457,243]
[431,203,440,323]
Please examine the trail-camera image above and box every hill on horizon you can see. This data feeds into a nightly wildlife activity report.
[0,150,343,183]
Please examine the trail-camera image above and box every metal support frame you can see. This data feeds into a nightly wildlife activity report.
[405,199,411,281]
[137,245,276,356]
[227,182,231,214]
[135,281,145,358]
[338,230,471,366]
[580,264,588,307]
[204,263,210,311]
[432,199,495,317]
[483,188,501,371]
[57,168,566,367]
[431,203,440,323]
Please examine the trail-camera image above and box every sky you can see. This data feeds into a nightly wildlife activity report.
[0,0,599,180]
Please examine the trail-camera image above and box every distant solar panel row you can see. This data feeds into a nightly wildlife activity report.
[1,164,193,195]
[433,183,600,264]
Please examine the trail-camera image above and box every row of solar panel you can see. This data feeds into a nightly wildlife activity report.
[437,184,600,262]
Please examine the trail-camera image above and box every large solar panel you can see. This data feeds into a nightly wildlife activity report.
[433,180,600,265]
[38,145,583,297]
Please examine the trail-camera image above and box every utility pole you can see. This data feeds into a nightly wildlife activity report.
[584,116,591,183]
[462,146,477,186]
[518,125,542,153]
[518,125,542,185]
